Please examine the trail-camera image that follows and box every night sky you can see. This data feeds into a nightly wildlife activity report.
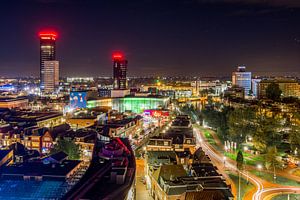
[0,0,300,77]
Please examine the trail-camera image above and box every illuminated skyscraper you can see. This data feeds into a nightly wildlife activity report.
[232,65,252,96]
[39,31,57,91]
[43,61,59,92]
[113,53,128,90]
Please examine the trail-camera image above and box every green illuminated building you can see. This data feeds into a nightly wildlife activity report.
[112,97,170,113]
[85,96,170,114]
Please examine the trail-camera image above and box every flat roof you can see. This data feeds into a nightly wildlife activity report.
[6,112,62,122]
[0,179,68,199]
[2,160,81,177]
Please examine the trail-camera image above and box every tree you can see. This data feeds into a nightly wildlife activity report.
[236,150,244,170]
[264,146,282,181]
[252,113,282,152]
[248,90,253,96]
[51,138,80,160]
[201,106,231,140]
[289,113,300,155]
[266,83,282,101]
[228,107,256,146]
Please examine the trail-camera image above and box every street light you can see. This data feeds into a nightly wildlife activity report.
[257,164,262,176]
[223,156,226,168]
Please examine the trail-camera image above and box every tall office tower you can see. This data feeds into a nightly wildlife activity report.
[232,65,252,96]
[251,78,261,98]
[43,61,59,93]
[113,53,128,90]
[39,31,57,91]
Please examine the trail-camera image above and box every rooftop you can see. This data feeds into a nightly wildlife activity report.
[2,160,81,178]
[0,179,68,200]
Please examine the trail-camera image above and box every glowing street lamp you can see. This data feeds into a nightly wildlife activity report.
[223,156,226,167]
[257,164,262,176]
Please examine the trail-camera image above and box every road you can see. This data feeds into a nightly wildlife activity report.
[194,126,300,200]
[260,188,300,200]
[134,116,172,200]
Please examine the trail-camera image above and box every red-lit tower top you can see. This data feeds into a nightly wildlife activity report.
[112,52,124,60]
[39,30,57,91]
[38,31,57,40]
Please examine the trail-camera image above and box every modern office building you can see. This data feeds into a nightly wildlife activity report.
[39,31,57,92]
[42,61,59,93]
[251,78,261,98]
[232,65,252,96]
[113,53,128,90]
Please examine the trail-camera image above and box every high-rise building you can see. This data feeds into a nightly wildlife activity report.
[251,78,261,98]
[232,65,252,96]
[113,53,128,90]
[43,61,59,93]
[39,31,57,91]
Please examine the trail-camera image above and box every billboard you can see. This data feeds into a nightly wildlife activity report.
[70,91,87,109]
[144,109,169,117]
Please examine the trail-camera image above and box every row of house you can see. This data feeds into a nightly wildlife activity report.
[145,115,233,200]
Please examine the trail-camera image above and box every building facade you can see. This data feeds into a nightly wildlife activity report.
[39,31,57,92]
[113,53,128,90]
[232,66,252,96]
[43,61,59,93]
[251,78,261,98]
[258,79,300,99]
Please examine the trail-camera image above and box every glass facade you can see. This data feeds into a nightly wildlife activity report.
[112,97,170,113]
[232,71,252,96]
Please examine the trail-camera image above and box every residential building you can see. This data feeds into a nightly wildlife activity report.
[258,79,300,99]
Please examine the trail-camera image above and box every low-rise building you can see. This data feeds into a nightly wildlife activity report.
[99,115,143,138]
[145,115,233,200]
[0,97,29,109]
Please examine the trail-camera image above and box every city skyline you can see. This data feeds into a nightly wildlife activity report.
[0,0,299,77]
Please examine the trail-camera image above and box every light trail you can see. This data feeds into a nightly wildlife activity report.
[193,127,264,200]
[256,187,300,200]
[194,126,300,200]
